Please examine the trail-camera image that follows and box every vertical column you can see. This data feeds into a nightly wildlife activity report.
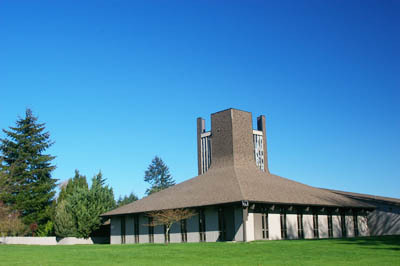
[197,118,205,175]
[257,115,269,173]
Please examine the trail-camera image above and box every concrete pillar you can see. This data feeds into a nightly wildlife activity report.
[303,214,314,239]
[269,213,281,240]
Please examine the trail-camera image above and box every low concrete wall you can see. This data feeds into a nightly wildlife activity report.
[0,237,57,245]
[0,236,106,245]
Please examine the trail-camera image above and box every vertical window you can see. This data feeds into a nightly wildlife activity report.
[280,208,287,239]
[164,225,170,243]
[297,213,304,239]
[261,212,269,239]
[327,212,333,238]
[218,208,226,241]
[353,210,359,237]
[199,209,206,242]
[341,211,347,237]
[121,216,126,244]
[148,217,154,243]
[181,219,187,243]
[134,215,139,243]
[313,213,319,238]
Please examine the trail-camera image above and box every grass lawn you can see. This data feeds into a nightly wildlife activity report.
[0,236,399,265]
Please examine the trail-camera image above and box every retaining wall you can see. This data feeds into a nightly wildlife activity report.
[0,236,107,245]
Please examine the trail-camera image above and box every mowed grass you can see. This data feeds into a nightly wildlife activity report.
[0,236,399,266]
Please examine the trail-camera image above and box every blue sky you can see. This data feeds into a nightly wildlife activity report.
[1,0,399,199]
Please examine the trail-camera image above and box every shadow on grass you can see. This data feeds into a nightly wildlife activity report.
[337,235,400,251]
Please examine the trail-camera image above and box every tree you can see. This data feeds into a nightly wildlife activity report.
[147,208,196,244]
[0,201,26,236]
[54,170,115,238]
[53,200,77,238]
[0,109,57,233]
[58,170,88,203]
[144,156,175,195]
[116,192,138,207]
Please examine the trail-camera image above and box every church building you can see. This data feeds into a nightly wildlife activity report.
[102,108,400,244]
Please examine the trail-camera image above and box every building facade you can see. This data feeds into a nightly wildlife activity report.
[103,108,400,244]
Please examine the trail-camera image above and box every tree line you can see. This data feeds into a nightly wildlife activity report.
[0,109,175,237]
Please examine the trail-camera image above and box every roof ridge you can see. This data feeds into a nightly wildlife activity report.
[232,166,246,201]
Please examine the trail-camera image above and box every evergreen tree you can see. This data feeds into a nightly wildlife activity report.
[144,156,175,195]
[116,192,138,207]
[54,200,77,238]
[0,109,56,232]
[58,170,88,203]
[54,170,115,238]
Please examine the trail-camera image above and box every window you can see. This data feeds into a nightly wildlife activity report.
[280,208,287,239]
[327,213,333,238]
[261,212,269,239]
[218,208,226,241]
[199,209,206,242]
[164,225,170,243]
[341,212,347,237]
[148,217,154,243]
[134,216,139,243]
[313,213,319,238]
[353,210,359,237]
[297,213,304,239]
[121,216,126,244]
[181,219,187,243]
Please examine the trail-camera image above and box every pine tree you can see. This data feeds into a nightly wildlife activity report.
[0,109,57,232]
[144,156,175,195]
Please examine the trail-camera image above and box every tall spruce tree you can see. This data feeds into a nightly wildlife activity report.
[0,109,57,232]
[144,156,175,195]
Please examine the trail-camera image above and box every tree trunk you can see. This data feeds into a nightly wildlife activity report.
[165,225,171,245]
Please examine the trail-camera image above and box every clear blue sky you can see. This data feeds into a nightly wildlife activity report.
[1,0,399,200]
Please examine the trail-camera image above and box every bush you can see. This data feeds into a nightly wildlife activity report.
[0,202,27,236]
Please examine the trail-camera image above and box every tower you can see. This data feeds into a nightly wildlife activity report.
[197,108,269,175]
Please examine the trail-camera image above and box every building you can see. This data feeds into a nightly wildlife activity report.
[102,108,400,244]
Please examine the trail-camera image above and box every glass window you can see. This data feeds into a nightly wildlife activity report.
[148,217,154,243]
[297,213,304,239]
[341,212,347,237]
[353,211,359,237]
[262,212,269,239]
[199,209,206,242]
[134,215,139,243]
[327,213,333,238]
[181,219,187,243]
[313,213,319,238]
[121,216,126,244]
[280,208,287,239]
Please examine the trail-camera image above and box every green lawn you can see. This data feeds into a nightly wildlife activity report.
[0,236,399,265]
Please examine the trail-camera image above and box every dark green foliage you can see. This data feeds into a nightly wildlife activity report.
[36,220,54,237]
[144,156,175,195]
[0,109,57,233]
[116,192,138,207]
[54,171,115,238]
[58,170,88,203]
[54,200,77,238]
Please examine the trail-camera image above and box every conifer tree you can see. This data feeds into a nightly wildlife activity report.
[144,156,175,195]
[0,109,56,232]
[58,170,88,203]
[54,170,115,238]
[116,192,138,207]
